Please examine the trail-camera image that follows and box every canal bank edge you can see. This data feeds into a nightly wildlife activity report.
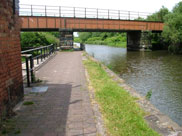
[82,55,107,136]
[82,52,182,136]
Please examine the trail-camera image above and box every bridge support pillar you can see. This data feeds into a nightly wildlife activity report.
[127,31,152,51]
[127,31,141,51]
[59,29,73,49]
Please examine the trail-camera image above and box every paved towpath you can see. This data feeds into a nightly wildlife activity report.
[14,52,97,136]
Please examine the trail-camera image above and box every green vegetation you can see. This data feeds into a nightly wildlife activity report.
[21,57,25,62]
[0,118,20,135]
[147,2,182,54]
[146,90,152,100]
[23,101,34,106]
[146,6,169,22]
[60,49,74,52]
[83,57,159,136]
[162,2,182,54]
[75,32,126,48]
[21,32,59,50]
[20,32,60,62]
[41,32,59,45]
[76,2,182,53]
[74,37,82,43]
[19,2,182,53]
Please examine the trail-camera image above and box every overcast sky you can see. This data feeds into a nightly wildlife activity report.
[20,0,181,13]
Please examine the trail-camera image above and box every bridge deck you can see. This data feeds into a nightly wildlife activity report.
[21,16,164,32]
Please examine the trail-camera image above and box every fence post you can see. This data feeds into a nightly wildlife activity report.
[46,47,49,58]
[37,50,39,64]
[31,5,33,16]
[118,10,120,20]
[45,5,47,16]
[108,9,109,19]
[41,48,43,61]
[74,7,75,18]
[54,44,55,52]
[48,46,52,56]
[53,44,55,53]
[44,48,46,59]
[55,43,57,51]
[85,8,86,18]
[128,11,130,20]
[25,57,30,87]
[97,8,98,19]
[48,46,50,56]
[30,56,34,83]
[59,6,61,17]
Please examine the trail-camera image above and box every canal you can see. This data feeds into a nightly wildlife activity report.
[85,44,182,126]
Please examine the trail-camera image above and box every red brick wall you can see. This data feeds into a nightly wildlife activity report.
[0,0,23,119]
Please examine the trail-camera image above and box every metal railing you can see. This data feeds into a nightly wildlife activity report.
[19,4,152,20]
[21,44,56,87]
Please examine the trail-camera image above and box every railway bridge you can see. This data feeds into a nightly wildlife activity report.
[19,4,164,50]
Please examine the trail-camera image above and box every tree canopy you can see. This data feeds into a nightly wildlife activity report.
[21,32,59,50]
[162,2,182,53]
[147,6,169,22]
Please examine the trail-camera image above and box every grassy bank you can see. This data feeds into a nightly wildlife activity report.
[75,32,127,48]
[83,36,126,47]
[83,56,159,136]
[75,37,126,48]
[85,40,126,48]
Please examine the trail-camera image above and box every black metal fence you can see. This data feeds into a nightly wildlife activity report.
[21,44,56,87]
[19,4,152,20]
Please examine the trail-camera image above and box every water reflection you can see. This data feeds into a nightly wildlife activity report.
[85,44,182,126]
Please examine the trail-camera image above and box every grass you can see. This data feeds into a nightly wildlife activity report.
[60,49,74,52]
[85,41,126,48]
[83,57,159,136]
[23,101,34,106]
[75,36,127,48]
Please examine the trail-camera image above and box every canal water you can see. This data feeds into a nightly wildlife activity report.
[85,44,182,126]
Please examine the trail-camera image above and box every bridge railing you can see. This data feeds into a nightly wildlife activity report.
[19,4,152,20]
[21,44,56,87]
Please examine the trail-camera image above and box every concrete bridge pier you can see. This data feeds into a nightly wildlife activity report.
[59,29,74,49]
[127,31,152,51]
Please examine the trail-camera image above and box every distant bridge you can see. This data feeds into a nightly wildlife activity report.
[19,4,164,50]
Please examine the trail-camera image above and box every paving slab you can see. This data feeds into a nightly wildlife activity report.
[12,52,97,136]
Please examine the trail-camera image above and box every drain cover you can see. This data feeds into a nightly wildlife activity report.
[31,86,48,93]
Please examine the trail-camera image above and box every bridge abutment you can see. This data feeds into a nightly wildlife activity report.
[0,0,24,120]
[127,31,152,51]
[59,29,74,49]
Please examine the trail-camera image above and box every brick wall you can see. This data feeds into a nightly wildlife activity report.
[0,0,23,119]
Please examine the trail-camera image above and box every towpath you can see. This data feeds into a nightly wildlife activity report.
[13,52,97,136]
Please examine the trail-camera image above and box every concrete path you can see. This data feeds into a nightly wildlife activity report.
[14,52,97,136]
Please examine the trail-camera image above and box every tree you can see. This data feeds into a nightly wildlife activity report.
[78,32,92,42]
[21,32,50,49]
[147,6,169,22]
[48,32,60,38]
[162,2,182,53]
